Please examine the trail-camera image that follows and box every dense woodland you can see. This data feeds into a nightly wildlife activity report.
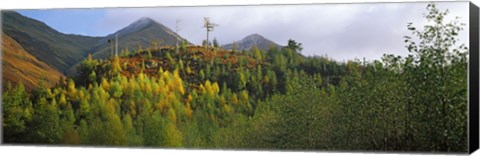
[2,4,468,152]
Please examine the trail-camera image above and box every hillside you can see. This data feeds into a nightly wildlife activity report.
[1,34,64,91]
[2,12,191,78]
[126,46,258,75]
[91,17,188,59]
[223,33,282,51]
[1,11,102,73]
[74,45,260,88]
[2,4,470,152]
[65,17,190,75]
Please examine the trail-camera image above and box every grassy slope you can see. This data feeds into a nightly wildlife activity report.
[2,34,65,91]
[119,46,258,76]
[2,11,102,73]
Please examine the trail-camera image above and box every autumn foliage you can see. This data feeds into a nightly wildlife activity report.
[2,3,469,152]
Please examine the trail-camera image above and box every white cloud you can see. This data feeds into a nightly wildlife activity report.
[97,1,469,61]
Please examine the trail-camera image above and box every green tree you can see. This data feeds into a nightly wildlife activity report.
[403,3,468,152]
[30,97,62,144]
[287,39,303,53]
[2,83,33,143]
[213,37,219,48]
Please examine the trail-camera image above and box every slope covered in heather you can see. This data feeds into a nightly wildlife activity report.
[1,34,64,91]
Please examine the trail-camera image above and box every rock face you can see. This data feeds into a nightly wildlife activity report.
[223,33,282,51]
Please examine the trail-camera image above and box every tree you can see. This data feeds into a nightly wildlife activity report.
[61,105,80,145]
[287,39,303,53]
[30,97,62,144]
[76,56,99,86]
[203,17,219,52]
[231,41,238,52]
[180,39,188,52]
[403,3,467,152]
[122,114,143,145]
[213,37,219,48]
[2,83,32,143]
[252,45,263,63]
[202,40,209,47]
[163,119,184,147]
[112,55,122,74]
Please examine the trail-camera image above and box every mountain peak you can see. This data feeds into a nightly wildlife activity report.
[107,17,158,38]
[128,17,156,29]
[243,33,266,43]
[223,33,281,51]
[245,33,262,38]
[92,16,188,59]
[135,17,155,24]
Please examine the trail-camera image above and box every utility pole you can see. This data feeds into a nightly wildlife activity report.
[324,64,329,85]
[363,57,366,66]
[108,38,113,58]
[203,17,218,52]
[115,34,118,56]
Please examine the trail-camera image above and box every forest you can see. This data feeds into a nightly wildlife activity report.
[2,3,468,153]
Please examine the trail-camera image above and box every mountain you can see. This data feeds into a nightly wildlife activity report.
[90,17,188,59]
[2,12,188,77]
[64,17,190,75]
[223,33,282,51]
[1,11,102,73]
[2,34,64,91]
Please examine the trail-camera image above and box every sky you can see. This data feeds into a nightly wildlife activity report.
[17,1,469,61]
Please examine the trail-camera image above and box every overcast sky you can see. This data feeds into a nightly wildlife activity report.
[17,1,469,61]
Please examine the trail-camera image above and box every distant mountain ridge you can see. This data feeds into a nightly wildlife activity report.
[2,11,101,73]
[2,11,190,77]
[223,33,282,51]
[2,11,280,85]
[91,17,188,59]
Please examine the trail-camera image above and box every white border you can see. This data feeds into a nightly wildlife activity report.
[0,0,474,10]
[0,0,478,156]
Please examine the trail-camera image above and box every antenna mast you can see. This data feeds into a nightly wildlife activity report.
[203,17,218,52]
[115,34,118,56]
[108,38,113,57]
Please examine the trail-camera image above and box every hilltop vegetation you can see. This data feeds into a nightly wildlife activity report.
[2,3,468,152]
